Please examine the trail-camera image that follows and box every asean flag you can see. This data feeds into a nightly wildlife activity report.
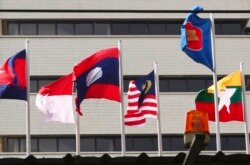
[0,49,27,100]
[73,48,120,115]
[180,6,213,71]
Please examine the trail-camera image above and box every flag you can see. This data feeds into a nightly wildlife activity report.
[36,73,75,123]
[0,49,27,100]
[195,70,243,122]
[73,48,120,115]
[124,71,158,126]
[180,6,213,71]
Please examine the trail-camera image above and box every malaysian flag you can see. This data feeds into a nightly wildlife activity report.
[124,71,158,126]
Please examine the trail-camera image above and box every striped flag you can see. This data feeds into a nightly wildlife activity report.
[124,71,157,126]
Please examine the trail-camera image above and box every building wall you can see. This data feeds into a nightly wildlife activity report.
[0,0,249,148]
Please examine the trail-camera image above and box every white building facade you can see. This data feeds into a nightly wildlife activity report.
[0,0,250,156]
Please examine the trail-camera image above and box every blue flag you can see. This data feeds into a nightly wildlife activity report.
[0,50,27,100]
[180,6,213,71]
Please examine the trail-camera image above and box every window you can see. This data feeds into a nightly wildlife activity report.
[148,23,166,35]
[75,23,93,35]
[39,138,57,152]
[57,23,74,35]
[20,23,37,35]
[94,23,110,35]
[8,23,19,35]
[38,23,56,35]
[130,23,147,35]
[58,138,75,152]
[111,23,129,35]
[5,19,248,35]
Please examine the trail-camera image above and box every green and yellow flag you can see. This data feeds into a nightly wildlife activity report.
[195,70,244,122]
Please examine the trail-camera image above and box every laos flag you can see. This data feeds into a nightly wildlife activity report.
[0,49,27,100]
[73,48,120,115]
[180,6,213,71]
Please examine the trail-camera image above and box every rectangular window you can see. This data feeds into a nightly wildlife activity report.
[7,138,19,152]
[168,79,188,92]
[94,23,110,35]
[38,138,57,152]
[58,138,75,152]
[38,23,56,35]
[111,23,129,35]
[148,23,166,35]
[167,23,182,35]
[57,23,74,35]
[187,79,206,92]
[130,23,147,35]
[75,23,93,35]
[96,138,114,151]
[20,23,37,35]
[8,23,19,35]
[80,138,95,151]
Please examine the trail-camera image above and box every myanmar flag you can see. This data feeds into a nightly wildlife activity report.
[195,70,244,122]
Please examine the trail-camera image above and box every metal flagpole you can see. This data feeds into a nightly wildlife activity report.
[240,62,250,154]
[118,40,126,156]
[73,70,80,155]
[154,62,163,156]
[25,39,31,156]
[210,13,221,152]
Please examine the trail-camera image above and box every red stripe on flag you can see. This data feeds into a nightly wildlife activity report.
[85,83,120,102]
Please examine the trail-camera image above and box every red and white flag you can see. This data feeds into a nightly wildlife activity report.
[36,73,75,123]
[124,72,158,127]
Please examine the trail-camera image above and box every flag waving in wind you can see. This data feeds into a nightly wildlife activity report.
[0,49,27,100]
[73,48,120,115]
[124,71,158,126]
[195,70,243,122]
[36,73,75,123]
[180,6,213,71]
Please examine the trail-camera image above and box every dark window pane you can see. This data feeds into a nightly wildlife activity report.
[187,79,206,92]
[168,79,187,92]
[81,138,95,151]
[39,138,57,152]
[8,23,19,35]
[111,23,129,35]
[30,80,38,93]
[58,138,75,152]
[113,137,121,151]
[57,23,74,35]
[148,23,166,35]
[171,136,186,151]
[96,138,114,151]
[20,23,37,35]
[75,23,93,35]
[94,23,110,35]
[130,23,147,35]
[163,136,171,151]
[167,23,181,35]
[215,24,221,35]
[221,23,242,35]
[20,138,38,152]
[227,136,245,150]
[130,137,156,151]
[38,23,56,35]
[204,135,216,150]
[7,138,19,152]
[160,79,169,92]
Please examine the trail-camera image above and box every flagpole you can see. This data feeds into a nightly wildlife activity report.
[25,39,31,156]
[240,62,250,154]
[154,62,163,156]
[73,70,80,155]
[210,13,221,152]
[118,40,126,156]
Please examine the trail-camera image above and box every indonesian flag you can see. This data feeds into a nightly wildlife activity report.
[195,70,244,122]
[124,71,158,126]
[36,73,75,123]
